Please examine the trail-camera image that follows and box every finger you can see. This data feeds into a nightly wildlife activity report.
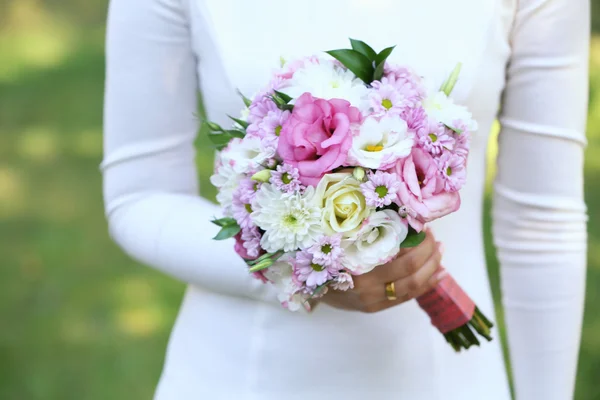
[371,230,437,283]
[414,267,448,299]
[392,242,443,300]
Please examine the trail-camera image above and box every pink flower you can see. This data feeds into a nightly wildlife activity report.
[392,147,461,232]
[417,118,455,156]
[370,75,422,117]
[331,272,354,291]
[234,227,263,261]
[308,235,343,267]
[278,93,361,186]
[232,179,258,229]
[360,170,402,208]
[401,106,427,133]
[436,152,467,192]
[270,163,303,193]
[293,250,339,289]
[247,96,279,135]
[450,121,470,159]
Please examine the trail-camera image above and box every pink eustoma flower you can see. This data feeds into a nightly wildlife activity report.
[277,93,361,186]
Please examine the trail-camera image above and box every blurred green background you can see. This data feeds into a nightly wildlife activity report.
[0,1,598,399]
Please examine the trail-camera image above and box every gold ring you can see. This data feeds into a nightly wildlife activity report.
[385,281,397,301]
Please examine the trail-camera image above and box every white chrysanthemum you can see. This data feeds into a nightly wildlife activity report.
[210,162,243,216]
[423,91,478,132]
[263,260,305,311]
[251,184,323,252]
[348,115,414,169]
[220,137,275,175]
[280,59,369,112]
[342,209,408,274]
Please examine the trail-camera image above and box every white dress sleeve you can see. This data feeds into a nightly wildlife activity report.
[102,0,276,303]
[494,0,589,398]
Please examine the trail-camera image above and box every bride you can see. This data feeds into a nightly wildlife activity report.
[102,0,589,399]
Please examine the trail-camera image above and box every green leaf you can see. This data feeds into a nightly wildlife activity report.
[273,90,293,104]
[207,133,233,150]
[211,217,237,227]
[228,115,249,129]
[349,39,377,61]
[225,129,246,138]
[445,124,464,135]
[401,228,427,248]
[374,46,396,66]
[213,224,241,240]
[237,90,252,107]
[325,49,374,84]
[373,60,386,81]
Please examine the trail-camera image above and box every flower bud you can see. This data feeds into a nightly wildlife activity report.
[248,258,273,273]
[440,63,462,96]
[352,167,367,182]
[251,169,272,183]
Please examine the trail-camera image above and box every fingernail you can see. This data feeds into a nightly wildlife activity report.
[436,269,448,282]
[437,242,445,255]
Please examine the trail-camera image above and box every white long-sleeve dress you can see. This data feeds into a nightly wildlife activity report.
[102,0,589,399]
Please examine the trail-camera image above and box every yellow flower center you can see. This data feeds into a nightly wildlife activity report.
[321,244,332,254]
[381,99,393,110]
[429,133,438,143]
[446,167,452,176]
[365,144,384,152]
[375,186,388,198]
[281,172,292,184]
[275,125,282,136]
[311,263,325,272]
[245,204,253,213]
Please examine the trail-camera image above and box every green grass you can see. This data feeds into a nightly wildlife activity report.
[0,1,599,399]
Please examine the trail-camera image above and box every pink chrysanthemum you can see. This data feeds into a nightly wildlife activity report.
[247,96,279,136]
[261,109,290,137]
[241,226,263,259]
[331,272,354,291]
[437,152,467,192]
[309,235,343,267]
[450,120,470,159]
[360,171,402,208]
[294,251,339,289]
[417,118,455,156]
[369,80,407,116]
[270,164,303,193]
[232,179,258,229]
[401,106,427,133]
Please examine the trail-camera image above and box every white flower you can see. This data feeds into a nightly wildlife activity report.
[210,162,243,216]
[314,172,372,238]
[347,115,414,169]
[251,184,323,252]
[220,137,275,175]
[423,91,478,132]
[342,210,408,274]
[280,59,369,112]
[264,260,305,311]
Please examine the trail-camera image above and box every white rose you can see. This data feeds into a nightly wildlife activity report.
[347,115,414,169]
[342,209,408,274]
[220,136,275,174]
[314,172,372,238]
[423,91,478,132]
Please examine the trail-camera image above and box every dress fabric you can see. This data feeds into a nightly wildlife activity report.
[102,0,589,399]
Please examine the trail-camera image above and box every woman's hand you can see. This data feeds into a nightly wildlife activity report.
[320,229,445,313]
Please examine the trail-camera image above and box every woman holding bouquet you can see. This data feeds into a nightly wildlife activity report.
[102,0,589,399]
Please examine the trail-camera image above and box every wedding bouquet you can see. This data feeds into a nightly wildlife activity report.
[207,39,493,351]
